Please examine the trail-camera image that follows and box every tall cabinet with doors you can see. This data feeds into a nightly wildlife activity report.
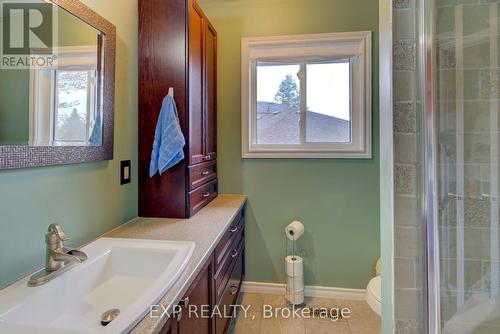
[139,0,218,218]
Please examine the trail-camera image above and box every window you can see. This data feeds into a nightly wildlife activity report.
[29,46,100,146]
[53,69,96,144]
[242,32,372,158]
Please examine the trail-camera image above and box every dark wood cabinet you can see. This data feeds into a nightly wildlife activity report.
[139,0,218,218]
[178,258,214,334]
[159,208,245,334]
[188,0,205,166]
[160,319,178,334]
[215,248,244,334]
[204,23,217,162]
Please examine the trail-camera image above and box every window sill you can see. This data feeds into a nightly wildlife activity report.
[242,149,372,159]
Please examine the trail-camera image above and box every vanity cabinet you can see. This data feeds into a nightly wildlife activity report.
[139,0,218,219]
[159,209,245,334]
[178,259,214,334]
[161,319,178,334]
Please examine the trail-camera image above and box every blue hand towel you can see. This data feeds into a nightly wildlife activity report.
[88,110,102,146]
[149,95,186,177]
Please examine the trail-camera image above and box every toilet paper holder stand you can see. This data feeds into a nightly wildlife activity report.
[285,221,305,307]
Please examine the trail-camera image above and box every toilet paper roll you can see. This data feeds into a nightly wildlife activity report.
[286,275,304,292]
[286,291,305,305]
[286,274,304,305]
[285,220,304,241]
[285,255,303,277]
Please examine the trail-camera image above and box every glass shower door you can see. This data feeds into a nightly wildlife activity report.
[436,0,500,332]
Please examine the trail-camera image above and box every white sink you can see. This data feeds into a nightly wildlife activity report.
[0,238,195,334]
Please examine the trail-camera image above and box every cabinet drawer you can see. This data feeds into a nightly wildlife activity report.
[214,210,244,271]
[215,236,244,304]
[188,179,218,216]
[215,247,244,334]
[188,160,217,191]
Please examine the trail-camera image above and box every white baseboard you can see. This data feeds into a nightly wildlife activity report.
[241,281,286,295]
[241,281,366,301]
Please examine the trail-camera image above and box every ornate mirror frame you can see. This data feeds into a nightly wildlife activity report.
[0,0,116,170]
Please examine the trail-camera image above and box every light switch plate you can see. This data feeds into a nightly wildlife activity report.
[120,160,131,185]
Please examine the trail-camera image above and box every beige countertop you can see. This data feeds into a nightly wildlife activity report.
[104,194,247,334]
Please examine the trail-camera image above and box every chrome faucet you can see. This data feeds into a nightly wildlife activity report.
[46,224,87,271]
[28,224,88,287]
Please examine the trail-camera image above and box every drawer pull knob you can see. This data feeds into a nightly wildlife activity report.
[202,170,210,176]
[205,155,211,160]
[179,297,190,307]
[202,192,211,198]
[229,226,238,233]
[173,307,183,321]
[229,284,239,295]
[231,249,239,258]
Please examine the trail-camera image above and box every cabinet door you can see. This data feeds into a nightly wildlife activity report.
[204,22,217,162]
[178,258,213,334]
[188,0,205,166]
[159,318,179,334]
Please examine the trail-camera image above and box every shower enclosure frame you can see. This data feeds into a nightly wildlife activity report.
[379,0,395,334]
[379,0,396,333]
[380,0,441,332]
[415,0,499,332]
[420,0,441,333]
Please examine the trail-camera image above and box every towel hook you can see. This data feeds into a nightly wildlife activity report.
[168,87,174,98]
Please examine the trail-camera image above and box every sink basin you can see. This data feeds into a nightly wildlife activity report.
[0,238,195,334]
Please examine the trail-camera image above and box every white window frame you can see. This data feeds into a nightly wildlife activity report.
[29,46,98,146]
[241,31,372,159]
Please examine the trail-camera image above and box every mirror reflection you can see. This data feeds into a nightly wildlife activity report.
[0,7,103,146]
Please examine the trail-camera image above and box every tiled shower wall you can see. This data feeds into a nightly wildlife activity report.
[393,0,426,333]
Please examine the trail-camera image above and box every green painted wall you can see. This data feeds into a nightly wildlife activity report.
[58,8,100,47]
[0,69,29,145]
[199,0,380,289]
[0,0,138,288]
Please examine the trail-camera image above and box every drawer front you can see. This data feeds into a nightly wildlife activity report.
[214,210,244,271]
[188,160,217,191]
[215,236,244,304]
[188,179,218,217]
[215,247,244,334]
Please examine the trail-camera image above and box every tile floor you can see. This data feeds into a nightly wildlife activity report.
[228,293,380,334]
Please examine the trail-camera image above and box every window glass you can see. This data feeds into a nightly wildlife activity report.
[256,63,301,145]
[306,62,351,143]
[53,70,92,143]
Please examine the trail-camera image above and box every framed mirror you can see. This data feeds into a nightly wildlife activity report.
[0,0,116,169]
